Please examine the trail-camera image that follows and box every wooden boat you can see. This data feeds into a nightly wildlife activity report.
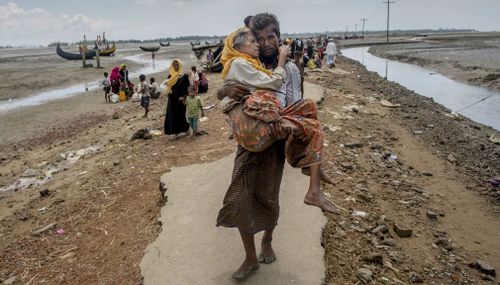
[191,42,224,72]
[140,46,160,52]
[94,42,116,56]
[56,43,96,60]
[206,61,223,72]
[159,41,170,47]
[192,43,220,58]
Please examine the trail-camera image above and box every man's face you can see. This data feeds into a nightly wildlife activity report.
[254,25,279,58]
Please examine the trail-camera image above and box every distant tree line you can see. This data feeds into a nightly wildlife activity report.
[0,28,480,48]
[48,42,69,47]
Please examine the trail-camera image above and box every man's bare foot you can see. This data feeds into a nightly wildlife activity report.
[232,257,260,281]
[302,168,334,184]
[259,242,276,264]
[304,190,341,214]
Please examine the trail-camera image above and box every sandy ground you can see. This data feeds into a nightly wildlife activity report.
[368,32,500,91]
[0,42,499,284]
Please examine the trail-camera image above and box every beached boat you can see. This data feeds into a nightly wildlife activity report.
[56,44,96,60]
[159,41,170,47]
[190,40,201,47]
[140,46,160,52]
[191,42,224,72]
[94,42,116,56]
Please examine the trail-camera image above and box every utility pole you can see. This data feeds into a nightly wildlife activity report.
[355,24,358,34]
[361,18,368,39]
[383,1,395,44]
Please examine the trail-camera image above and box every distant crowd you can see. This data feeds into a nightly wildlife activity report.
[99,62,209,137]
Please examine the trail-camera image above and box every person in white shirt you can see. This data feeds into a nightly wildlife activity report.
[100,72,111,102]
[325,39,337,68]
[149,77,160,99]
[190,66,200,94]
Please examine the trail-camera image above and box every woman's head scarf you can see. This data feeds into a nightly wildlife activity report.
[164,59,183,95]
[220,27,272,80]
[110,66,122,81]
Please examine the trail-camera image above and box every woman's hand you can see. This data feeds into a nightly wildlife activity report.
[277,45,291,68]
[278,45,291,60]
[269,123,289,140]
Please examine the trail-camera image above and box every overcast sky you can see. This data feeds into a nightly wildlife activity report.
[1,0,500,46]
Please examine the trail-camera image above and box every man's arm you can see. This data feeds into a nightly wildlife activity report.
[216,81,251,101]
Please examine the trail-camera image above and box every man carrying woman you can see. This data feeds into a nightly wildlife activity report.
[216,13,339,281]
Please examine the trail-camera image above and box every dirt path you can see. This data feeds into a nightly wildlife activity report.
[140,155,326,284]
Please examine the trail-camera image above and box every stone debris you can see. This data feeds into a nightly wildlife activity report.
[380,99,401,108]
[426,210,438,220]
[409,271,424,283]
[469,260,496,277]
[393,223,413,237]
[434,237,455,251]
[356,268,373,283]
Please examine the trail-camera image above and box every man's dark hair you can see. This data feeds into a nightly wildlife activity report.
[244,15,253,27]
[249,13,280,38]
[139,74,146,81]
[104,72,108,77]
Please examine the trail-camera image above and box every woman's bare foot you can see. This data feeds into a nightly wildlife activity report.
[304,189,341,214]
[232,257,260,281]
[302,167,334,184]
[259,242,276,264]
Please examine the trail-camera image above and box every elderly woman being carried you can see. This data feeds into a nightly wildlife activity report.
[220,26,339,214]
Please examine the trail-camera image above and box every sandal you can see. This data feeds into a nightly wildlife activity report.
[232,263,260,281]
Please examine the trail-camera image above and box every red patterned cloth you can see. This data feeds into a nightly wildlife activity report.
[226,90,323,168]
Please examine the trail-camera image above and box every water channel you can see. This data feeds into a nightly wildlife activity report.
[342,46,500,130]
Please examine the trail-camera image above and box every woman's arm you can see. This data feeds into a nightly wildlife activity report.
[227,59,287,91]
[276,45,290,69]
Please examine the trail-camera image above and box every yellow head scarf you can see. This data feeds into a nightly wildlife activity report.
[164,59,183,95]
[221,27,273,80]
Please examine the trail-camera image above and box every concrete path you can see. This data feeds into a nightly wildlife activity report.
[140,154,327,284]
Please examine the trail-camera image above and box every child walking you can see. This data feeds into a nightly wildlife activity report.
[138,74,150,117]
[184,86,204,136]
[220,26,339,214]
[100,72,111,102]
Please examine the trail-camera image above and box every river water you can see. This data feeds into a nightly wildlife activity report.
[0,54,171,112]
[342,47,500,130]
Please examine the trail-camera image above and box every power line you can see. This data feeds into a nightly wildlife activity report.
[383,1,395,44]
[361,18,368,39]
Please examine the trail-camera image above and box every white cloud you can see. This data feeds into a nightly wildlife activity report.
[0,2,115,46]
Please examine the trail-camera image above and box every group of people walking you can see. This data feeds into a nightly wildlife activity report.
[289,35,337,69]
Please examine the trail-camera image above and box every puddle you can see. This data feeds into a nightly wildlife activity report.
[0,54,171,112]
[0,144,102,192]
[342,46,500,130]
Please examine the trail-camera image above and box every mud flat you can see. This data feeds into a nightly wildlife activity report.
[0,43,193,101]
